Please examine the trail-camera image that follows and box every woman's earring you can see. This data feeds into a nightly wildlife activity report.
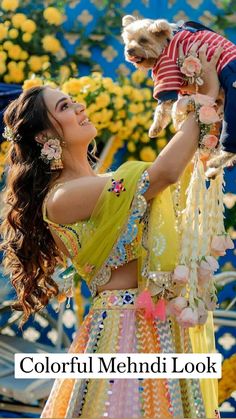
[40,136,65,171]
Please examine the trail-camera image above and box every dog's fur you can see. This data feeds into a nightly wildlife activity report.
[122,15,235,177]
[122,15,177,138]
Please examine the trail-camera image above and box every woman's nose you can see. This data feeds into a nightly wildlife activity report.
[73,103,85,113]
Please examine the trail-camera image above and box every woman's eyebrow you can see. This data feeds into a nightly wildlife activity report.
[55,96,69,110]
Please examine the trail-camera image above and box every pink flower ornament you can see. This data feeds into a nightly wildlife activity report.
[177,307,199,328]
[211,234,234,256]
[198,106,220,124]
[180,56,202,77]
[172,265,189,285]
[41,139,62,161]
[201,134,219,150]
[197,256,219,285]
[167,296,188,317]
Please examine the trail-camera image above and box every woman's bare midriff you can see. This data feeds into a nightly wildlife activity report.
[50,228,139,292]
[96,259,138,293]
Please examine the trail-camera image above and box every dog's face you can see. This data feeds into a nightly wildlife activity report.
[121,15,174,69]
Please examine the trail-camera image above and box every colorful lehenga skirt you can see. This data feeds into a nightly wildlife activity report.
[41,288,219,418]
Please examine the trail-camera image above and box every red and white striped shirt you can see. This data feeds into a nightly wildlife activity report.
[152,29,236,99]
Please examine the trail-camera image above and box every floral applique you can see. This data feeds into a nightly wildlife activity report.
[108,178,126,197]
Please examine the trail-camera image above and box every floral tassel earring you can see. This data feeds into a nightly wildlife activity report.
[40,137,65,171]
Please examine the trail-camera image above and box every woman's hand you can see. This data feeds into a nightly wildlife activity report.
[178,42,223,100]
[198,43,223,100]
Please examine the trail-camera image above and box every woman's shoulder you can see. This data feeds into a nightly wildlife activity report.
[43,173,114,225]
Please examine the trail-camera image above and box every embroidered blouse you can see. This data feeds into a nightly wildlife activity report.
[42,169,150,297]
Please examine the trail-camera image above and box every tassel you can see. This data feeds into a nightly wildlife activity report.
[153,298,166,321]
[134,289,155,320]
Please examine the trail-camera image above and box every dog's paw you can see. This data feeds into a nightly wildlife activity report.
[149,124,161,138]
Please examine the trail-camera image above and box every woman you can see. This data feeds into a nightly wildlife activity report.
[0,45,222,418]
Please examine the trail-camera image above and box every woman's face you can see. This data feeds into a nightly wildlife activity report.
[42,87,97,146]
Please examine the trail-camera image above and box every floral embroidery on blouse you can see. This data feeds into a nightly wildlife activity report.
[88,169,150,297]
[107,178,126,197]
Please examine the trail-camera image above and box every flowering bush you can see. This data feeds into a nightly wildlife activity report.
[0,0,77,83]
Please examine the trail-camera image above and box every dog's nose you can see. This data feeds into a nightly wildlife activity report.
[127,48,135,55]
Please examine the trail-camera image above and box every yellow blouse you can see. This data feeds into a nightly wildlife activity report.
[42,169,150,296]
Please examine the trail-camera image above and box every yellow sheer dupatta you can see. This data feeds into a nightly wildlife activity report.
[71,160,218,416]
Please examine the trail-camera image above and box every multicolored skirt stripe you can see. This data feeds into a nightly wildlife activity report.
[40,288,215,418]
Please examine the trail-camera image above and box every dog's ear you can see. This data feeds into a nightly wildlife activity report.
[122,15,136,27]
[148,19,172,38]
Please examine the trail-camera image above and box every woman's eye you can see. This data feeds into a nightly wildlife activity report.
[61,102,69,111]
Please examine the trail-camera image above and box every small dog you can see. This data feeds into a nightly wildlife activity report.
[122,15,236,175]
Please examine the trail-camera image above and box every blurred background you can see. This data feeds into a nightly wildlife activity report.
[0,0,235,417]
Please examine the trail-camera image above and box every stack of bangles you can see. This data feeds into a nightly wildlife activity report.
[174,93,222,155]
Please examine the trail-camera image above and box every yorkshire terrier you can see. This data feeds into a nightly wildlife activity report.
[122,15,236,176]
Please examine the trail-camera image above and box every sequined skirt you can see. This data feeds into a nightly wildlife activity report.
[40,288,215,418]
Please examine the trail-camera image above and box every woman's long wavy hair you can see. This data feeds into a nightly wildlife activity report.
[0,86,99,326]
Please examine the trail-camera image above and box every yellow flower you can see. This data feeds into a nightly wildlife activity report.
[156,128,166,137]
[96,92,110,109]
[4,73,11,83]
[127,156,136,161]
[4,20,10,27]
[0,61,6,75]
[1,141,10,153]
[8,44,22,60]
[0,51,7,61]
[169,123,176,134]
[62,78,83,95]
[23,78,43,90]
[113,96,125,110]
[1,0,19,11]
[21,19,36,34]
[3,40,13,50]
[140,133,150,143]
[131,69,146,85]
[109,120,123,133]
[118,110,126,119]
[59,65,71,82]
[20,50,29,60]
[127,141,136,152]
[123,85,132,96]
[11,13,27,28]
[43,7,63,26]
[145,78,153,87]
[22,32,32,43]
[157,138,167,149]
[132,89,143,102]
[0,23,8,41]
[142,88,152,100]
[9,28,19,39]
[10,68,24,83]
[129,103,139,114]
[102,77,113,90]
[42,35,61,54]
[28,56,42,72]
[140,146,156,162]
